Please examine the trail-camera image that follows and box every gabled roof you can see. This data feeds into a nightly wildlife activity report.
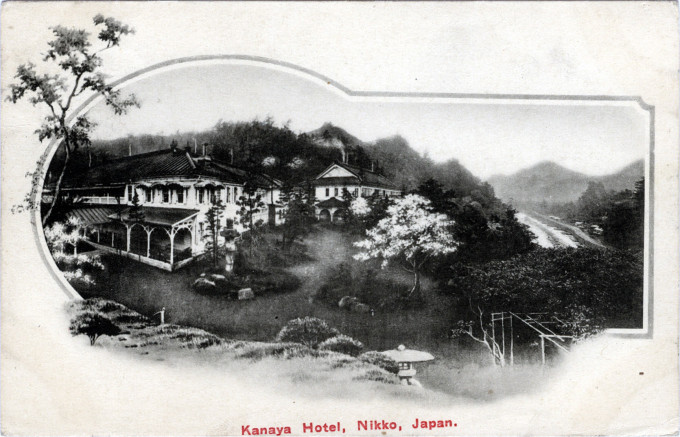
[315,161,398,190]
[60,148,279,189]
[66,206,120,226]
[316,197,346,208]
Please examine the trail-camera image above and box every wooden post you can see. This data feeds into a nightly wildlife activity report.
[169,229,175,266]
[540,335,546,365]
[509,315,514,366]
[126,225,131,252]
[491,316,497,365]
[146,229,151,258]
[501,313,506,359]
[111,232,114,247]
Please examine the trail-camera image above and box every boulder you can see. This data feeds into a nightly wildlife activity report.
[209,274,228,286]
[238,288,255,300]
[351,302,371,313]
[193,277,216,293]
[338,296,358,309]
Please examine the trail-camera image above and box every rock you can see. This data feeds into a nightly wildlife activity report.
[338,296,358,309]
[193,277,216,293]
[238,288,255,300]
[351,303,371,313]
[209,274,228,285]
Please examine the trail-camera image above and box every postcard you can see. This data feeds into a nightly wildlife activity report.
[1,2,678,435]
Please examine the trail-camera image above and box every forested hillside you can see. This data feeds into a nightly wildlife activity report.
[61,118,489,199]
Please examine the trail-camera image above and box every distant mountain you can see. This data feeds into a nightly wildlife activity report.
[488,160,644,205]
[598,160,645,192]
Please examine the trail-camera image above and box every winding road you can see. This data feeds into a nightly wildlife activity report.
[516,212,606,249]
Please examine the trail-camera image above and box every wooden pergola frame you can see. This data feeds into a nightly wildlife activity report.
[490,312,574,366]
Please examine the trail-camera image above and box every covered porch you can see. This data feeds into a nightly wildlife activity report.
[315,197,347,223]
[70,206,201,271]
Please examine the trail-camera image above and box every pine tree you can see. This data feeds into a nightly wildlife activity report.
[203,200,225,268]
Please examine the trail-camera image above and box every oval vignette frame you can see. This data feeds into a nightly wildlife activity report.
[29,54,655,338]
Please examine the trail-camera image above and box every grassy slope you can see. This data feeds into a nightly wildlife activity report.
[73,228,560,401]
[68,298,404,389]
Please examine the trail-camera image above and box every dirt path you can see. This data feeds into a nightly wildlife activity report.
[286,228,353,301]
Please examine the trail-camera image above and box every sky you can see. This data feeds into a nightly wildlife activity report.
[87,63,648,179]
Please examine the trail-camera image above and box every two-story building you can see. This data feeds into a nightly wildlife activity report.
[312,161,401,222]
[53,146,282,271]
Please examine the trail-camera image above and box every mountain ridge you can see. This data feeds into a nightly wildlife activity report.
[488,159,644,205]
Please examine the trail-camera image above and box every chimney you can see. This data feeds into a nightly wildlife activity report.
[230,148,234,164]
[340,148,346,164]
[128,143,132,156]
[371,160,374,172]
[193,138,198,154]
[202,143,207,156]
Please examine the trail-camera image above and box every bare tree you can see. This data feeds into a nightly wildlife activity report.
[7,15,139,225]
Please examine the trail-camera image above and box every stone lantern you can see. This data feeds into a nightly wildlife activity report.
[381,344,434,386]
[221,228,239,274]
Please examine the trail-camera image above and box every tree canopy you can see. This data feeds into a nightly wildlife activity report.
[354,194,457,297]
[8,15,139,225]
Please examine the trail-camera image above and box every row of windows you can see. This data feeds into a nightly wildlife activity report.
[320,187,398,198]
[128,185,240,205]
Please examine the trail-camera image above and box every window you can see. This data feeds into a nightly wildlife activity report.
[215,188,222,204]
[334,187,339,197]
[226,219,234,230]
[177,188,184,204]
[325,188,330,197]
[226,187,231,203]
[353,188,359,197]
[162,188,169,203]
[197,188,204,204]
[127,185,133,201]
[145,188,152,203]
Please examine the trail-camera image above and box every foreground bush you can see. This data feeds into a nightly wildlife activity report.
[69,311,122,345]
[358,351,399,374]
[275,317,339,347]
[353,368,399,385]
[318,335,364,357]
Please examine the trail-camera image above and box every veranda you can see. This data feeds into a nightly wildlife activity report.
[74,207,201,271]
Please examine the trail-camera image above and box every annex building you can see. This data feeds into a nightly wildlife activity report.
[313,161,402,222]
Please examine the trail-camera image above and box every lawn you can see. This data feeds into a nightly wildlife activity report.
[74,226,555,400]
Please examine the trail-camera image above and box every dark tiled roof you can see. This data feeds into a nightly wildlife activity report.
[312,177,360,186]
[317,161,398,190]
[66,206,119,225]
[62,148,277,188]
[108,207,200,227]
[316,197,346,208]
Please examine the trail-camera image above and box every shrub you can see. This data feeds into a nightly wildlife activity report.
[318,335,364,357]
[69,311,122,345]
[236,342,310,360]
[249,269,301,295]
[353,368,399,385]
[275,317,339,347]
[358,351,399,374]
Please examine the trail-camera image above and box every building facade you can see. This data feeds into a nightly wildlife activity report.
[312,161,401,222]
[54,146,282,271]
